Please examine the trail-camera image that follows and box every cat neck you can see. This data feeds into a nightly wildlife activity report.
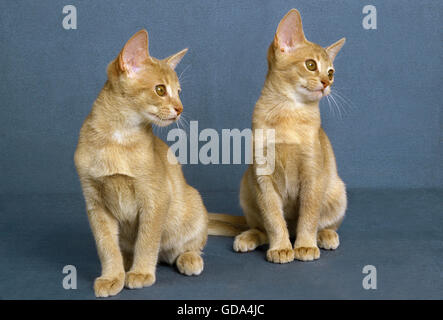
[90,82,154,142]
[257,77,322,129]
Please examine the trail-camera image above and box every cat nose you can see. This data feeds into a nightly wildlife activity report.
[173,105,183,116]
[321,79,330,89]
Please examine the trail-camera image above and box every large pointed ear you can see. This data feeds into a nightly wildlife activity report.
[118,29,149,75]
[274,9,306,53]
[326,37,346,62]
[164,48,188,70]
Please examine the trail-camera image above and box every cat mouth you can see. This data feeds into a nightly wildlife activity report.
[144,112,178,125]
[303,86,323,93]
[301,86,326,97]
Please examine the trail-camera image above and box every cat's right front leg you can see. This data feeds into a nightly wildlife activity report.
[256,176,294,264]
[86,203,125,298]
[125,189,168,289]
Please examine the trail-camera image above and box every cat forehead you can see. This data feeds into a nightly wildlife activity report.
[141,58,179,83]
[298,43,331,64]
[277,45,332,72]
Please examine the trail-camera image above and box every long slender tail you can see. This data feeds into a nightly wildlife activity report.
[208,213,248,237]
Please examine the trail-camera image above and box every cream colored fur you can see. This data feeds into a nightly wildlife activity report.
[74,30,207,297]
[232,9,348,263]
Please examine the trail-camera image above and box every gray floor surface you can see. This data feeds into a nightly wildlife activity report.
[0,189,442,299]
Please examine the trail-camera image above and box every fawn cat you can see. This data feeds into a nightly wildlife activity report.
[212,9,347,263]
[74,30,208,297]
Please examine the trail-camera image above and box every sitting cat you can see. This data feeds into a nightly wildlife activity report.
[75,30,207,297]
[229,9,347,263]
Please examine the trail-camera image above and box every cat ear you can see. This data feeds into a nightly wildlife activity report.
[326,38,346,62]
[164,48,188,70]
[118,29,150,75]
[274,9,306,53]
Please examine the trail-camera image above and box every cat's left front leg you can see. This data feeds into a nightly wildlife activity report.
[293,178,323,261]
[125,190,168,289]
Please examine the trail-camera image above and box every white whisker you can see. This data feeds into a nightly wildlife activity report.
[178,64,191,82]
[329,94,343,120]
[178,113,190,131]
[331,89,356,113]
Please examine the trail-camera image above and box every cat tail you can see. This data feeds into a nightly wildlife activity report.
[207,213,248,237]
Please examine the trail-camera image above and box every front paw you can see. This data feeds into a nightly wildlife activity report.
[125,271,156,289]
[94,273,125,298]
[266,247,295,264]
[294,246,320,261]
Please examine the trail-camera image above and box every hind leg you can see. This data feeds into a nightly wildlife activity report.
[165,237,206,276]
[176,251,204,276]
[233,228,268,252]
[317,179,346,250]
[317,229,340,250]
[171,231,206,276]
[164,187,207,276]
[166,233,206,276]
[236,178,269,253]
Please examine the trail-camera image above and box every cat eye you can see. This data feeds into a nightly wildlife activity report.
[305,59,317,71]
[155,85,167,97]
[328,69,334,80]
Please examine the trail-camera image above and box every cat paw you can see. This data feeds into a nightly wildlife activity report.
[125,271,156,289]
[176,252,204,276]
[294,246,320,261]
[266,248,295,264]
[317,229,340,250]
[94,273,125,298]
[233,233,260,252]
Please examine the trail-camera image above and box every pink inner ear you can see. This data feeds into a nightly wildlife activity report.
[276,10,305,52]
[122,31,149,73]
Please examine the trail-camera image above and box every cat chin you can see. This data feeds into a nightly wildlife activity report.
[151,119,174,127]
[150,118,176,127]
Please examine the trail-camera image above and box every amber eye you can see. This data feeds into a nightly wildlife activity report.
[305,59,317,71]
[328,69,334,81]
[155,85,167,96]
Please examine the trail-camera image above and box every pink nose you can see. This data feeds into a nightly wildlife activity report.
[174,105,183,115]
[321,80,330,89]
[321,79,331,89]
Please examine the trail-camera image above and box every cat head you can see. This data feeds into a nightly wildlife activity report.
[108,29,187,127]
[268,9,345,103]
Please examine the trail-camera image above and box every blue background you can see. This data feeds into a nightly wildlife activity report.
[0,0,442,300]
[0,0,441,195]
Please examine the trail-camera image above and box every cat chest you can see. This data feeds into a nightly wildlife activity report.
[86,144,149,179]
[273,143,316,201]
[100,175,139,223]
[275,159,301,202]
